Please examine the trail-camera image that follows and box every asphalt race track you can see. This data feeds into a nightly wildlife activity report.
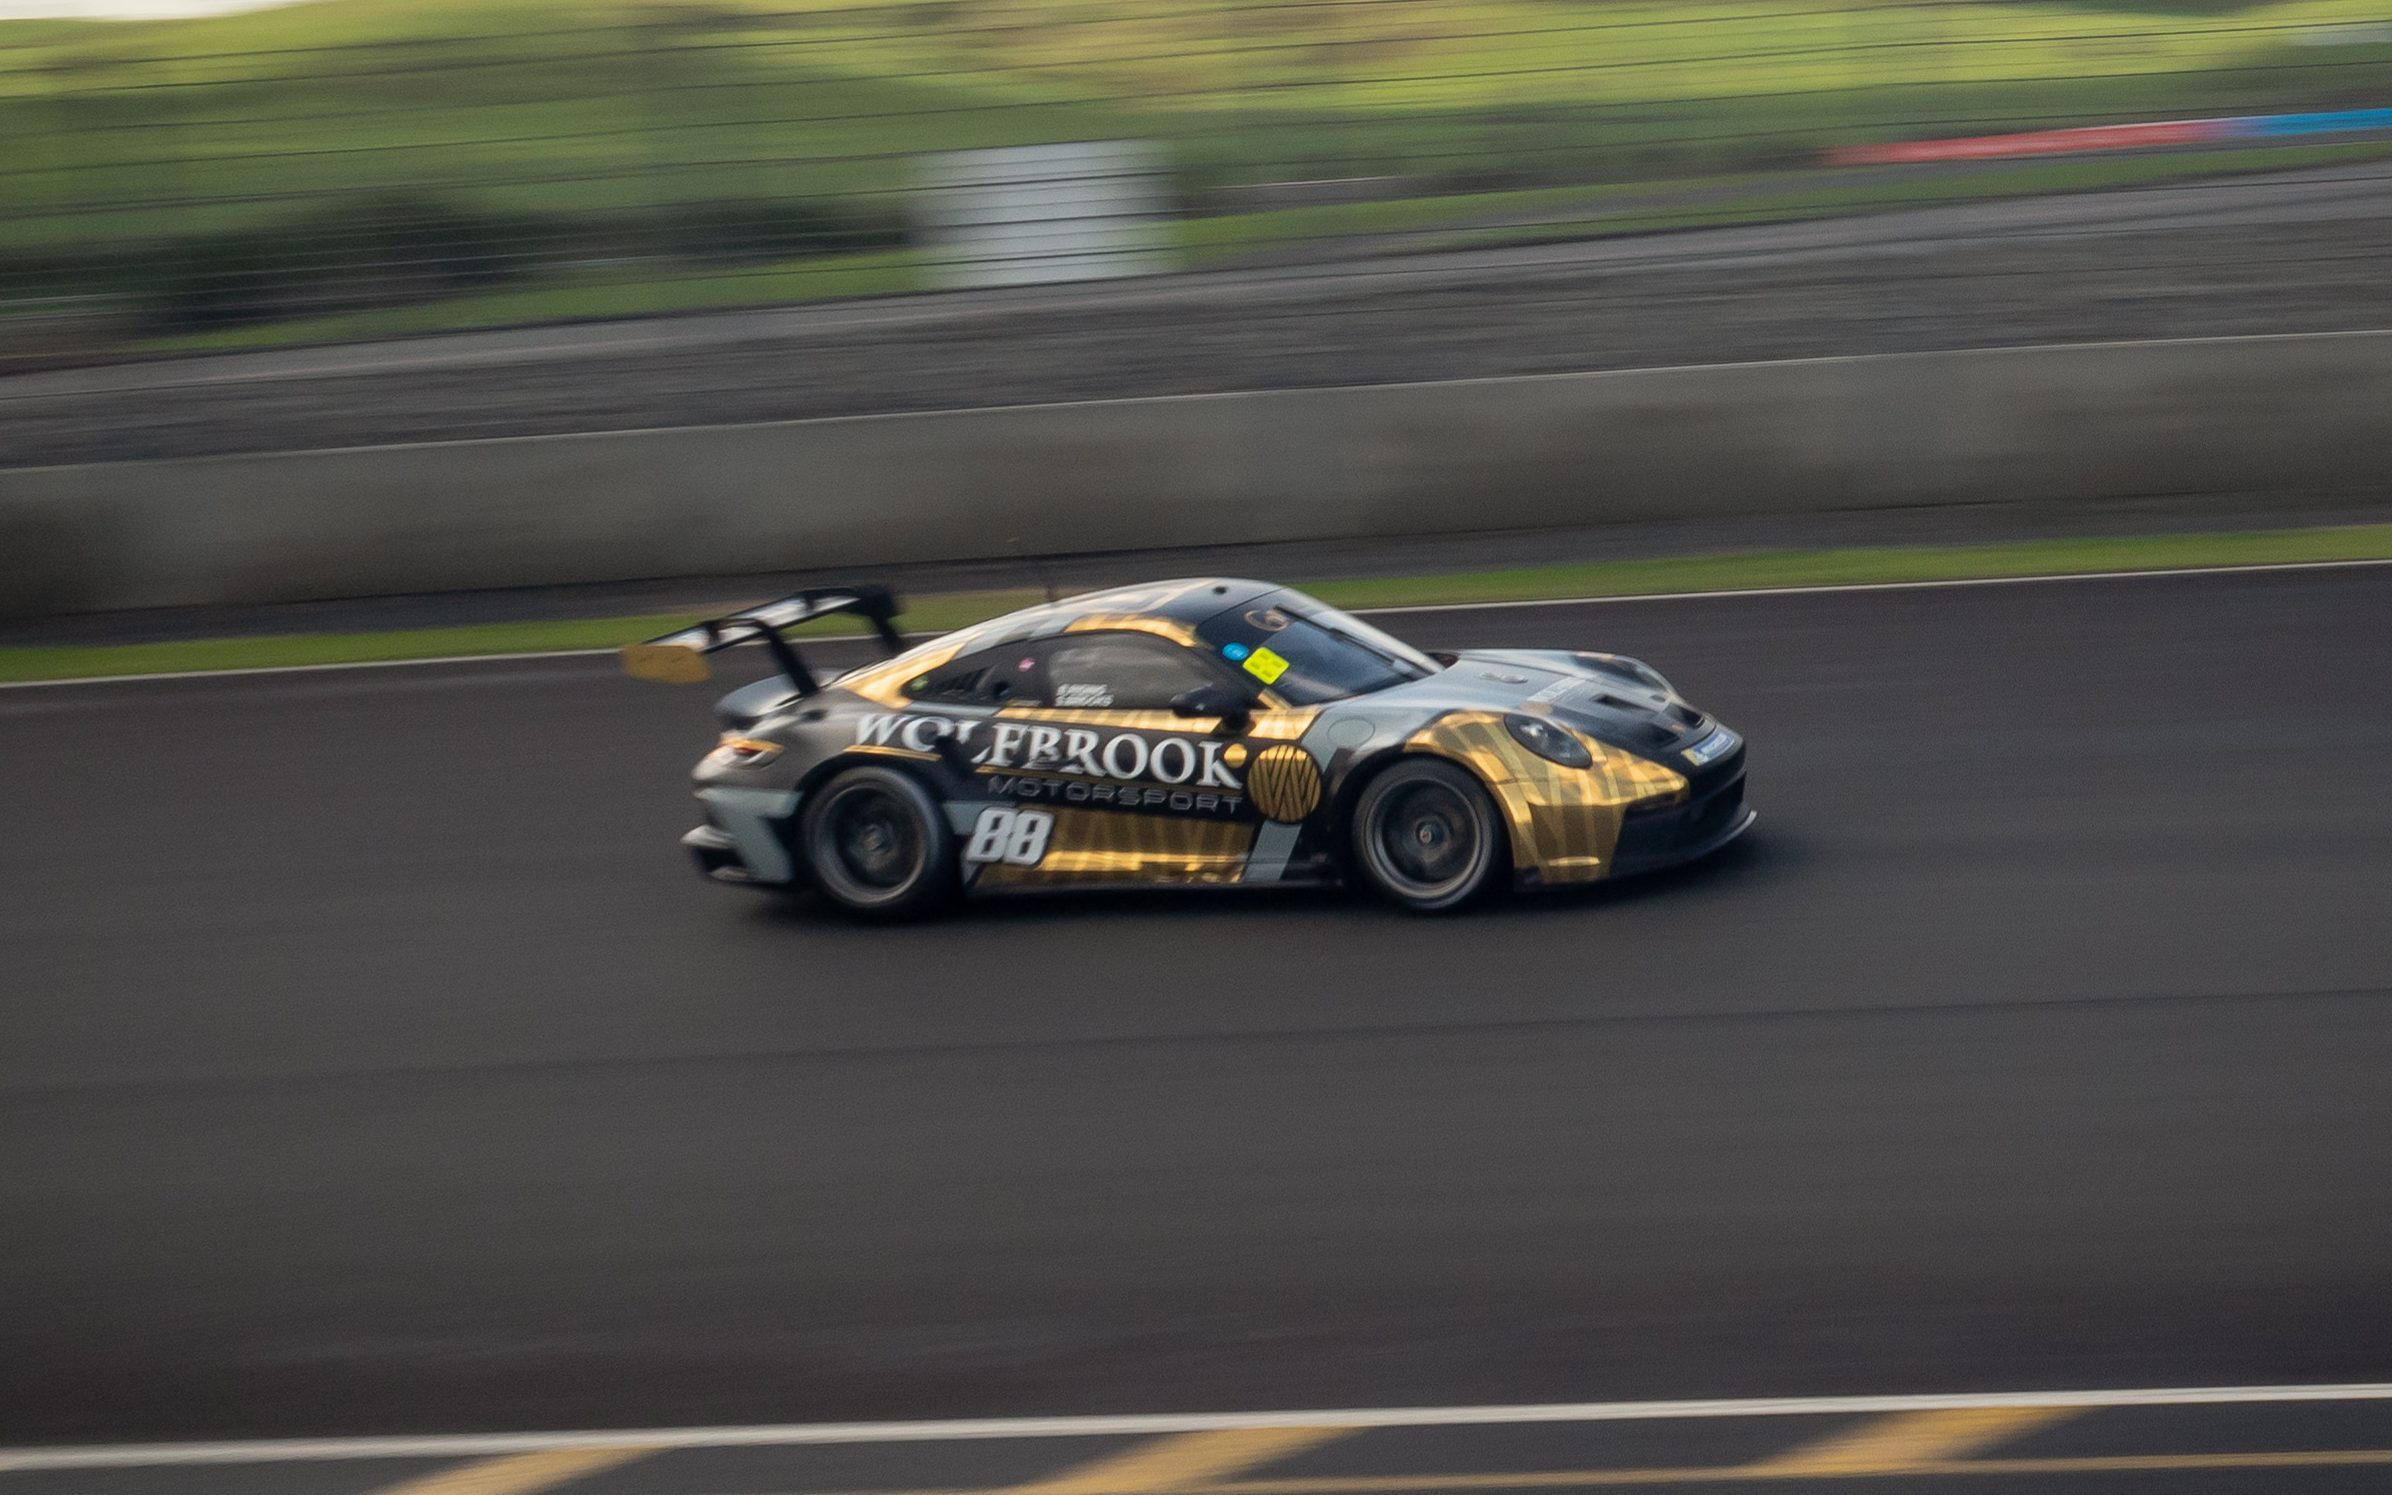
[4,565,2390,1453]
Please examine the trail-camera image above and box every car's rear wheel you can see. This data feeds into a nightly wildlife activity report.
[1351,757,1506,912]
[800,766,956,919]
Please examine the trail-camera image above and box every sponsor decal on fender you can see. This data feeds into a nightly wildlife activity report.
[854,713,1244,790]
[1244,743,1323,823]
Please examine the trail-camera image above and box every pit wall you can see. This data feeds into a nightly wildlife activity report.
[3,330,2386,616]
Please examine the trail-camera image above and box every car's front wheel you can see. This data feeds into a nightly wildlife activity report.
[799,766,957,919]
[1350,757,1507,912]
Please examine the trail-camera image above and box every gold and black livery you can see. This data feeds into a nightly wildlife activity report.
[625,578,1752,916]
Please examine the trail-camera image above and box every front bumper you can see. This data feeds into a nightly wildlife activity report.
[1609,762,1753,877]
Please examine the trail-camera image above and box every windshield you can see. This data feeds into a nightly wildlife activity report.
[1197,589,1440,705]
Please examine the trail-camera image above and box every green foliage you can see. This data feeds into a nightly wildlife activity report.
[67,190,906,333]
[134,194,529,330]
[2,0,2387,342]
[131,244,926,351]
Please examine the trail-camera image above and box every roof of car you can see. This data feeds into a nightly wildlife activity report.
[957,577,1282,645]
[826,579,1287,706]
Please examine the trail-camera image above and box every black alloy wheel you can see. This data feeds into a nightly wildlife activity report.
[800,766,957,919]
[1351,757,1506,912]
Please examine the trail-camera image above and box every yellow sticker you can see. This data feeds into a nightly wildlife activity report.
[1242,646,1289,685]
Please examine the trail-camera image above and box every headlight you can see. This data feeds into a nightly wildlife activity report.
[707,735,782,768]
[1504,713,1592,769]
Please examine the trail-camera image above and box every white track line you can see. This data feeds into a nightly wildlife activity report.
[8,1383,2392,1471]
[0,645,620,691]
[5,555,2388,693]
[1357,555,2392,614]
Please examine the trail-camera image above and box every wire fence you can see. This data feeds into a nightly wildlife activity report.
[2,0,2388,352]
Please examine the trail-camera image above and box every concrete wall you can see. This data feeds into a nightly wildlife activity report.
[4,331,2387,615]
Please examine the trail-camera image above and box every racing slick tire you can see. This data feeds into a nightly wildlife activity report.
[1351,757,1507,913]
[799,766,958,920]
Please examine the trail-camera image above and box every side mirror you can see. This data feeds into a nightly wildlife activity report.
[1171,683,1251,734]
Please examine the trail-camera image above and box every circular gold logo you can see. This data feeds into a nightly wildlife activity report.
[1246,743,1324,823]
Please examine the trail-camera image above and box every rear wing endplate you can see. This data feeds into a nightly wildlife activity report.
[620,584,905,693]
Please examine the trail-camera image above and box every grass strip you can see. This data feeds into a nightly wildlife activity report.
[0,590,1045,684]
[4,523,2386,685]
[1296,523,2392,610]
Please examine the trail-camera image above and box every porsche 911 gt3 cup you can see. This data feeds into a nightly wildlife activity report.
[623,579,1752,916]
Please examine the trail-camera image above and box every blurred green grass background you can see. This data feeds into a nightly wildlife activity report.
[5,0,2389,351]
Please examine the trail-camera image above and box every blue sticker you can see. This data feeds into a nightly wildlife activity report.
[1222,642,1251,661]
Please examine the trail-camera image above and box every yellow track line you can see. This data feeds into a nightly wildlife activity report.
[1748,1406,2077,1475]
[365,1447,655,1495]
[1016,1428,1350,1495]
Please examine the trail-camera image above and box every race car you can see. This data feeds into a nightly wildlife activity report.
[623,578,1751,916]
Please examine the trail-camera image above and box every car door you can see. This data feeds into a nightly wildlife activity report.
[970,630,1278,888]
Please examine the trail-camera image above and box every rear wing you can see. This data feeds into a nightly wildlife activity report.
[620,584,905,693]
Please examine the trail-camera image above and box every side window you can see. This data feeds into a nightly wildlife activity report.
[1033,633,1224,712]
[905,648,1030,707]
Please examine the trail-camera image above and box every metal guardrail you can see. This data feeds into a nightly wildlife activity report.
[5,332,2386,615]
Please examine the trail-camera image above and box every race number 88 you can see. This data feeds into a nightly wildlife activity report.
[965,807,1054,866]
